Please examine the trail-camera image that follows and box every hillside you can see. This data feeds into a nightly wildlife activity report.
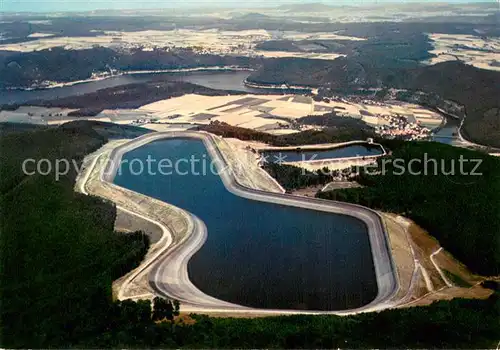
[319,141,500,276]
[3,80,246,117]
[1,122,499,348]
[0,47,259,89]
[0,122,150,347]
[249,60,500,148]
[403,62,500,148]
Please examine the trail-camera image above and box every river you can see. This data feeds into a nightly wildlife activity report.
[1,70,460,149]
[431,117,460,145]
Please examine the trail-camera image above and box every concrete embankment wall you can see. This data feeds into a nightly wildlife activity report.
[105,131,398,314]
[256,140,387,166]
[255,140,377,152]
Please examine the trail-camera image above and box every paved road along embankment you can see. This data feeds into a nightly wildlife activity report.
[102,131,399,315]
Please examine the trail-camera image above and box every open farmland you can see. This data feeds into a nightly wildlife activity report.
[2,2,500,348]
[0,28,364,60]
[425,33,500,72]
[137,93,443,133]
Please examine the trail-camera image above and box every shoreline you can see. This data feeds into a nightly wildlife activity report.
[257,140,387,165]
[5,66,255,92]
[100,131,398,315]
[456,113,500,152]
[243,78,314,92]
[255,140,385,152]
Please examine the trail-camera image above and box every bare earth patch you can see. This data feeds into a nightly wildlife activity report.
[386,215,493,307]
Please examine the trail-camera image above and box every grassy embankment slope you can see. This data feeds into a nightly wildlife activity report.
[200,122,499,275]
[0,123,498,348]
[319,141,500,276]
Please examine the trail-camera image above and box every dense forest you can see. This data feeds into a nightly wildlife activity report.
[246,29,436,88]
[249,59,500,148]
[254,31,434,70]
[2,80,246,116]
[79,294,500,349]
[198,121,376,146]
[296,113,376,141]
[1,122,499,348]
[0,123,150,347]
[197,121,277,143]
[263,163,333,191]
[0,47,260,89]
[318,141,500,276]
[399,62,500,149]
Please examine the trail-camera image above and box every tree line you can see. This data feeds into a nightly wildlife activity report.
[1,122,498,348]
[318,141,500,276]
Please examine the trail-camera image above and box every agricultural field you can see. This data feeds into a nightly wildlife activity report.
[0,28,364,59]
[0,106,77,124]
[9,93,442,134]
[425,33,500,72]
[137,93,442,133]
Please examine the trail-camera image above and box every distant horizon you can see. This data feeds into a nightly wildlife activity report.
[2,0,497,13]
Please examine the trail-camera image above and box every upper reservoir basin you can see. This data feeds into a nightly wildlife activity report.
[114,138,378,311]
[261,144,384,163]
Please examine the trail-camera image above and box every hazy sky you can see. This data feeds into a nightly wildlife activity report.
[2,0,495,12]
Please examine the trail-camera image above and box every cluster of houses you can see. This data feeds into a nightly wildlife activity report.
[132,118,157,125]
[375,114,431,140]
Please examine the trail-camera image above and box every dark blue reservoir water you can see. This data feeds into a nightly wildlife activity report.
[262,144,384,163]
[114,138,377,311]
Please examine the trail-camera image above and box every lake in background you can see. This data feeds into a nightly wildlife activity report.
[0,71,263,105]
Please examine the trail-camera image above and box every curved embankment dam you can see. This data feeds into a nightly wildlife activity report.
[104,131,398,313]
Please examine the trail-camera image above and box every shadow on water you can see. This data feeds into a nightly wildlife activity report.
[114,138,378,311]
[0,71,262,105]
